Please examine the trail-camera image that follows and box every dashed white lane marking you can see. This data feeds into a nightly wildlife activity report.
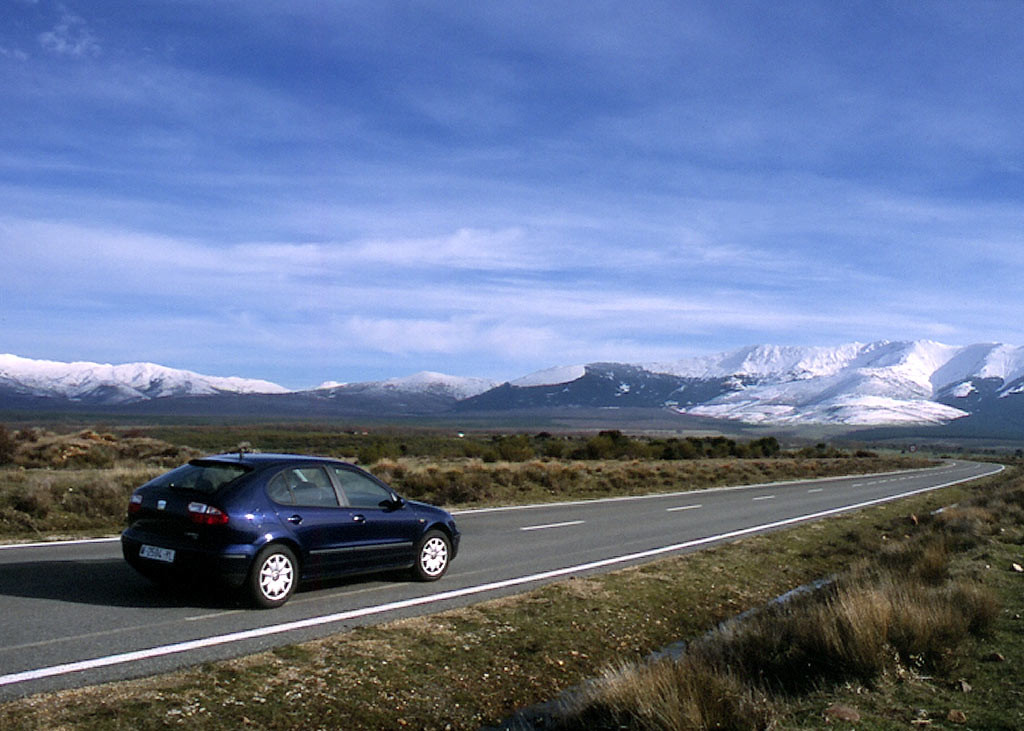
[807,488,824,494]
[752,495,776,501]
[666,505,702,512]
[520,520,585,532]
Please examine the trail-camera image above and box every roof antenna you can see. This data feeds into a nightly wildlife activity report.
[236,441,253,458]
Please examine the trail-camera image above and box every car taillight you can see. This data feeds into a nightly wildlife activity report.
[188,502,230,526]
[128,493,143,514]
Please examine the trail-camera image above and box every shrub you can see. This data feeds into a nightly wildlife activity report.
[492,435,534,462]
[567,656,773,731]
[2,483,54,519]
[0,425,15,465]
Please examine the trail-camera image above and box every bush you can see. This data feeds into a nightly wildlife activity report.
[6,429,198,469]
[0,425,15,465]
[2,483,54,519]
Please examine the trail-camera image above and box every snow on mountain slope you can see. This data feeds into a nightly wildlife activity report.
[511,364,587,388]
[316,371,497,400]
[651,340,1024,425]
[648,342,871,381]
[687,392,968,425]
[457,340,1024,426]
[931,343,1024,395]
[377,371,498,400]
[0,354,289,404]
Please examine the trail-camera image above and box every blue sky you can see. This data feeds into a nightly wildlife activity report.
[2,1,1023,389]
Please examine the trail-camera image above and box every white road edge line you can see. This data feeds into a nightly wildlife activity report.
[0,463,1001,690]
[520,520,585,532]
[0,537,119,551]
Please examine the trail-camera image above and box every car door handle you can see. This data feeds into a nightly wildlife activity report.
[287,514,302,525]
[352,514,366,523]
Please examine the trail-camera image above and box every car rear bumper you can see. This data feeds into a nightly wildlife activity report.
[121,532,255,588]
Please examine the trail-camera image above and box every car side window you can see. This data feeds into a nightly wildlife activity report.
[332,467,393,509]
[267,474,293,505]
[268,467,339,508]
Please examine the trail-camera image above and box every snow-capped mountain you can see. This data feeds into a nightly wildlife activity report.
[0,354,289,404]
[649,340,1024,426]
[5,341,1024,431]
[458,340,1024,427]
[0,354,497,414]
[646,341,985,425]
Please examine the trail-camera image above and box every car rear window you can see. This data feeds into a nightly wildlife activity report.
[150,461,251,494]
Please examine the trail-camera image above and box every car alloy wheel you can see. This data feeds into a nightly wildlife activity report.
[250,544,297,608]
[413,530,450,581]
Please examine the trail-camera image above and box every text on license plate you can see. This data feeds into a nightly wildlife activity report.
[139,544,175,563]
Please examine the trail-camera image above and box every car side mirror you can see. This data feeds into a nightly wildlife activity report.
[380,495,405,511]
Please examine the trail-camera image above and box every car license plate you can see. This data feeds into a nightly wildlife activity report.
[139,544,175,563]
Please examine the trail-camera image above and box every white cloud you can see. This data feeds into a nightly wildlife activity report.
[0,46,29,61]
[236,227,547,273]
[38,10,100,58]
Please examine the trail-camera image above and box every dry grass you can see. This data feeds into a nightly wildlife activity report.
[558,505,1004,730]
[572,657,773,731]
[369,455,930,508]
[0,465,167,537]
[6,428,198,469]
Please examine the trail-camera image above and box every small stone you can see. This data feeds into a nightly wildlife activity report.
[982,651,1006,662]
[948,709,968,724]
[824,703,861,722]
[957,679,972,693]
[1012,562,1023,573]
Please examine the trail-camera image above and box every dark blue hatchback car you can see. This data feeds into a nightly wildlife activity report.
[121,452,460,608]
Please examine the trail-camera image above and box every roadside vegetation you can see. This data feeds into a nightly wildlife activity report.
[0,424,928,540]
[137,424,794,463]
[559,505,1011,729]
[0,452,1020,729]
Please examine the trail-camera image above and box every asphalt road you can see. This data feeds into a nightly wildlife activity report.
[0,459,1002,700]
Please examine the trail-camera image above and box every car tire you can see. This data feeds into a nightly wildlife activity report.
[411,530,451,581]
[249,544,298,608]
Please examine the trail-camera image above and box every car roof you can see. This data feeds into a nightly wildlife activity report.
[196,452,348,468]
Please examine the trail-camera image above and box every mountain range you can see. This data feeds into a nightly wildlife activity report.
[3,342,1024,437]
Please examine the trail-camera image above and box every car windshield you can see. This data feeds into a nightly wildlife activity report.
[150,461,251,494]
